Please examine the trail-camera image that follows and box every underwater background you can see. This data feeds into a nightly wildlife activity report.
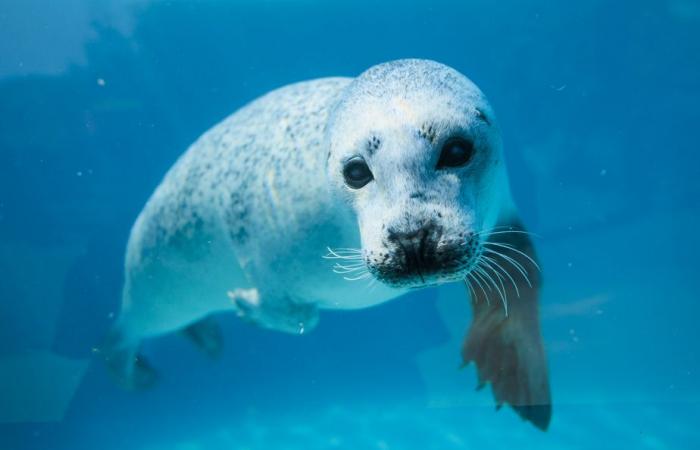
[1,0,699,448]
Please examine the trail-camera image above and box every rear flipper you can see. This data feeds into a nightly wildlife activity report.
[462,220,551,430]
[102,327,157,390]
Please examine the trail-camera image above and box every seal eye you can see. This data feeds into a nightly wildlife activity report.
[437,137,474,169]
[343,158,374,189]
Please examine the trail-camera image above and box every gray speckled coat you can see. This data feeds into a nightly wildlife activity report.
[104,60,551,431]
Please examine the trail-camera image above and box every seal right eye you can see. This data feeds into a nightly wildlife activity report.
[343,158,374,189]
[437,137,474,169]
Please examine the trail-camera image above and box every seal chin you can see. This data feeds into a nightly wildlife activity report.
[380,270,469,289]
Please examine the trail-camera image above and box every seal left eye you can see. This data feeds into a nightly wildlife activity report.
[343,158,374,189]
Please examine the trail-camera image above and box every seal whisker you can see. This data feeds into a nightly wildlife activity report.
[474,227,518,233]
[324,254,363,261]
[474,263,493,292]
[464,272,486,302]
[478,259,501,295]
[330,252,363,258]
[475,227,540,238]
[366,277,378,291]
[327,248,369,278]
[333,247,363,253]
[332,262,365,270]
[476,259,508,316]
[343,271,371,281]
[334,262,365,267]
[474,227,538,236]
[463,277,477,301]
[332,261,367,274]
[483,248,532,288]
[467,270,491,305]
[474,226,512,236]
[323,247,364,260]
[482,254,521,298]
[472,266,493,291]
[333,266,365,274]
[483,242,541,272]
[481,257,508,298]
[333,268,365,274]
[472,266,494,306]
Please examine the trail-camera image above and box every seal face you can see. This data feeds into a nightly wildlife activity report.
[104,59,551,431]
[326,60,501,288]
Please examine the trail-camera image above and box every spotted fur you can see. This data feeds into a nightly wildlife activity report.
[105,60,550,431]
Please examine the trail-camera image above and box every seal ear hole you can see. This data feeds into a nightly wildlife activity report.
[343,157,374,189]
[437,137,474,169]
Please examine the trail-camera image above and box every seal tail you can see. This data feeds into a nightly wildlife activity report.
[102,325,158,390]
[462,220,551,430]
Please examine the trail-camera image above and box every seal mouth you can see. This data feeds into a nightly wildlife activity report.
[370,241,477,289]
[374,261,472,288]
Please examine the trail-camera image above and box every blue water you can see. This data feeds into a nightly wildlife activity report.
[1,0,699,448]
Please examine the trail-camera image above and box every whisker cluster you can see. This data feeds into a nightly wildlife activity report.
[462,228,541,317]
[323,247,371,282]
[474,225,541,239]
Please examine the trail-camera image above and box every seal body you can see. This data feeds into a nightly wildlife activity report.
[105,60,551,430]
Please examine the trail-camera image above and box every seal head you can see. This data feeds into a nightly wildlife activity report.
[326,60,504,288]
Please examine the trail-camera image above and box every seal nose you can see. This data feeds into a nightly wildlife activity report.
[387,223,443,279]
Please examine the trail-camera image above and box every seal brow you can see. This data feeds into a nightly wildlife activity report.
[475,108,491,126]
[417,122,438,144]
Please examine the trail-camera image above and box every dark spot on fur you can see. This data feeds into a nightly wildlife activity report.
[367,135,381,155]
[418,123,438,144]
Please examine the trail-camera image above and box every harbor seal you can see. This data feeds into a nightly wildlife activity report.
[104,59,551,430]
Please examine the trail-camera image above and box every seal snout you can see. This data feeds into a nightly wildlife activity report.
[387,222,443,283]
[376,220,473,287]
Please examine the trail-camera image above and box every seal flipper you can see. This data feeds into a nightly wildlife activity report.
[182,315,223,358]
[462,220,551,430]
[102,328,158,390]
[228,287,319,335]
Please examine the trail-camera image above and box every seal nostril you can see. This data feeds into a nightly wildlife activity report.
[386,222,444,282]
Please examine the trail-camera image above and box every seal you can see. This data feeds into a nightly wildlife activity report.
[104,59,551,430]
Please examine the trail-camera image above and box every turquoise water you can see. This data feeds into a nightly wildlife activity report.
[1,0,699,448]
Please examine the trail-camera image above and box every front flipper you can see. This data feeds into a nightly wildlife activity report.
[462,220,551,430]
[227,288,319,335]
[182,315,223,358]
